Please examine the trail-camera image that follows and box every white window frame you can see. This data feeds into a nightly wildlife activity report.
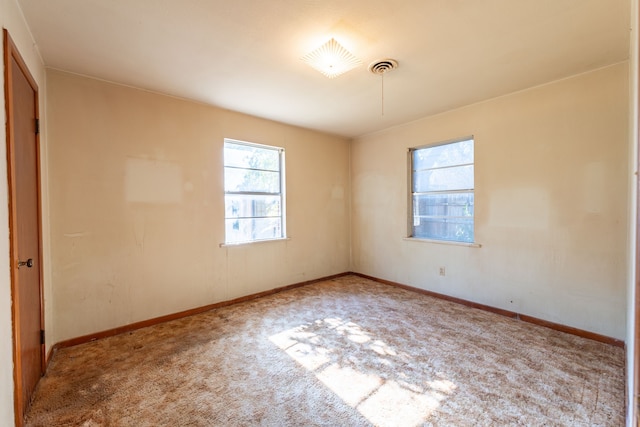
[408,136,475,244]
[223,139,286,245]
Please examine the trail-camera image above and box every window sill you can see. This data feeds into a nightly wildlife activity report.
[219,237,291,248]
[403,237,482,248]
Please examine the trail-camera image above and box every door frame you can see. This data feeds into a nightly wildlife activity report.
[635,4,640,422]
[3,29,45,426]
[636,70,640,423]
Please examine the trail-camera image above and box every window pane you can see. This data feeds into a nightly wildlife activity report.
[413,139,473,170]
[223,139,285,244]
[413,193,474,219]
[225,194,281,218]
[225,217,282,243]
[413,164,473,193]
[412,217,474,243]
[224,167,280,193]
[224,143,280,171]
[410,138,474,243]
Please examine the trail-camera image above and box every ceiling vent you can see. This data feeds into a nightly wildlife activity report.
[368,59,398,75]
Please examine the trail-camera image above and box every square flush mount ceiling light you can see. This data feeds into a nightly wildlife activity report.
[301,38,361,78]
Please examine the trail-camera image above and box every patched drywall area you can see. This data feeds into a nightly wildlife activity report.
[47,70,350,344]
[351,63,629,340]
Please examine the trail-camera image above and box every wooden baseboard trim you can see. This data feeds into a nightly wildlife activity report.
[351,272,625,348]
[517,314,624,348]
[48,271,624,355]
[352,272,519,319]
[51,272,350,353]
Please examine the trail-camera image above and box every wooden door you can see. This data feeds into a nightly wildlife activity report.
[3,29,44,425]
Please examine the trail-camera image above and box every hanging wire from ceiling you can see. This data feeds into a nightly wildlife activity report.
[368,59,398,116]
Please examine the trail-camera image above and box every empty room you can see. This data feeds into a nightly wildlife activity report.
[1,0,639,425]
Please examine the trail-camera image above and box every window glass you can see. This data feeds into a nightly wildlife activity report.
[410,138,474,243]
[224,139,285,244]
[224,168,280,193]
[412,165,474,193]
[412,140,473,170]
[224,143,280,171]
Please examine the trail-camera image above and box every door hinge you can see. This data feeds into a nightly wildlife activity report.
[35,118,39,135]
[40,329,45,345]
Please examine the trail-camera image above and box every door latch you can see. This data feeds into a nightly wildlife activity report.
[18,258,33,268]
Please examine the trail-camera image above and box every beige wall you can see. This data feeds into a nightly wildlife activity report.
[47,70,351,344]
[351,62,629,340]
[0,0,48,424]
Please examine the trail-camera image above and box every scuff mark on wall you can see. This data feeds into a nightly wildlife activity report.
[64,232,88,238]
[105,282,115,304]
[132,212,146,254]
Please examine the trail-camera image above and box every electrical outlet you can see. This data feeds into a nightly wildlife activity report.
[439,267,446,276]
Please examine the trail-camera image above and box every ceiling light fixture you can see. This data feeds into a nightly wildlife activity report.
[301,38,361,79]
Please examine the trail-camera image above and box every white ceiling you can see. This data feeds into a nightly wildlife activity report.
[18,0,631,138]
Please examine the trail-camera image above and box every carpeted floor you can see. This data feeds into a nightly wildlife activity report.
[25,275,624,426]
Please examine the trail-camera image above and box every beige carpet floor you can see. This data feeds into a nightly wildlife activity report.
[25,275,624,426]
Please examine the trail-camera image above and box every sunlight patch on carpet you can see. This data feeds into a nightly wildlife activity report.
[269,317,457,426]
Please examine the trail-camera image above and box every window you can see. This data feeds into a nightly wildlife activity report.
[409,137,474,243]
[224,139,286,244]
